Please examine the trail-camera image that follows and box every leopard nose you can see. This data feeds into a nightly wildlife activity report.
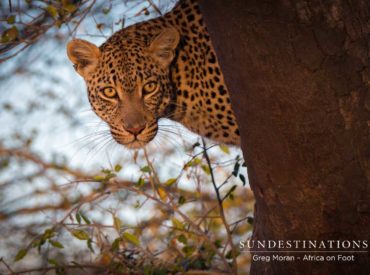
[124,124,146,135]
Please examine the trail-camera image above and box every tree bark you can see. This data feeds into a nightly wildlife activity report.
[199,0,370,274]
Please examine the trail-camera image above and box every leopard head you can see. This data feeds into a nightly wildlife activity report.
[67,27,180,149]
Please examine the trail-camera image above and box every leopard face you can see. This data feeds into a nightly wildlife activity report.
[67,0,240,148]
[67,28,179,149]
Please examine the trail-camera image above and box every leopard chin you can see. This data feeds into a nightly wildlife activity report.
[111,132,156,149]
[113,138,149,149]
[126,140,147,149]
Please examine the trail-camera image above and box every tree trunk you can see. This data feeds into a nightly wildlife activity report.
[199,0,370,274]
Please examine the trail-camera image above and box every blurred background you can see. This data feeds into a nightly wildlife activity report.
[0,0,253,273]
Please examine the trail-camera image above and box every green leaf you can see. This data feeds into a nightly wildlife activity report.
[137,177,145,187]
[185,158,201,168]
[114,164,122,172]
[14,248,28,262]
[93,175,105,182]
[201,164,211,175]
[48,258,59,266]
[178,195,186,205]
[101,168,111,174]
[111,238,120,251]
[102,6,111,14]
[2,26,19,42]
[219,144,230,154]
[226,249,233,259]
[144,266,153,275]
[172,218,184,230]
[122,232,139,246]
[80,212,91,224]
[134,200,141,208]
[232,162,240,177]
[165,178,177,186]
[239,174,246,186]
[113,216,122,232]
[46,5,58,18]
[63,4,77,13]
[76,212,81,224]
[43,228,55,239]
[182,245,195,256]
[224,185,237,200]
[49,240,64,249]
[87,239,94,253]
[71,230,89,240]
[177,234,187,245]
[214,239,222,248]
[7,15,15,24]
[140,166,150,173]
[192,142,200,148]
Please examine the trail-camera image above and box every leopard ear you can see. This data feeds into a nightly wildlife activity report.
[148,27,180,67]
[67,39,100,78]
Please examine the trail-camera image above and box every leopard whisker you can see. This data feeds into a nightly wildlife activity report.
[74,134,113,158]
[155,131,184,150]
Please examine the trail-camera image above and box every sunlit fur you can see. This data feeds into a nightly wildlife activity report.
[67,0,240,148]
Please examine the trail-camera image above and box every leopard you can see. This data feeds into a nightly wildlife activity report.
[67,0,240,149]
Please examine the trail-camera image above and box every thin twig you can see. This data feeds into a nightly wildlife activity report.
[147,0,162,15]
[201,138,238,275]
[9,264,104,274]
[0,257,14,273]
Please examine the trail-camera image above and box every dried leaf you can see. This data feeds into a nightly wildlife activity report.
[158,187,167,201]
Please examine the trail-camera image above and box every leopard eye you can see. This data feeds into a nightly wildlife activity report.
[100,87,117,98]
[143,81,158,94]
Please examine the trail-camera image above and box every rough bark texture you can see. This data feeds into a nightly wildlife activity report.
[199,0,370,274]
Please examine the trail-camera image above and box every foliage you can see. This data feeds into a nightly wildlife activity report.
[0,141,252,274]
